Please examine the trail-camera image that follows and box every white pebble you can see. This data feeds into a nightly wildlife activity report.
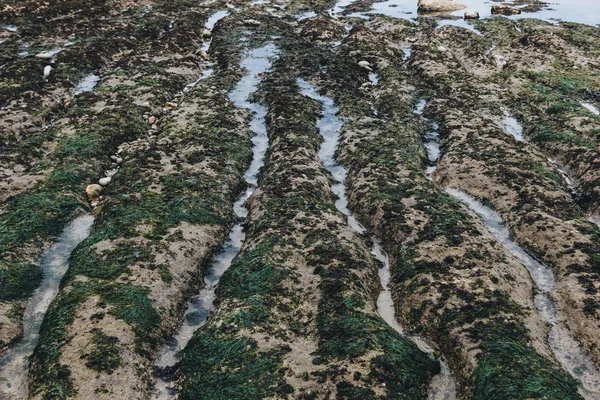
[43,65,52,80]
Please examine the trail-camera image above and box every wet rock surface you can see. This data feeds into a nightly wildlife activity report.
[1,0,600,399]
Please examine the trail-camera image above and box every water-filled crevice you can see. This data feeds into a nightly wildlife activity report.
[0,215,94,399]
[74,74,100,95]
[446,188,600,400]
[183,11,230,94]
[414,99,441,176]
[298,78,457,400]
[152,43,277,400]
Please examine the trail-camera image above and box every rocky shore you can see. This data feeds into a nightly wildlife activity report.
[1,0,600,399]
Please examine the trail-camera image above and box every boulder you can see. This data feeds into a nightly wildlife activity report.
[418,0,467,12]
[464,11,480,19]
[491,4,521,15]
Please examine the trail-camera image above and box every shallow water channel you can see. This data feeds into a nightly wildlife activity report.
[0,215,94,400]
[414,99,441,176]
[298,78,456,400]
[184,11,230,93]
[446,188,600,400]
[152,43,277,400]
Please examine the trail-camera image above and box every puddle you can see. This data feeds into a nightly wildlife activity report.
[74,74,100,95]
[297,10,317,20]
[152,43,277,400]
[368,72,379,85]
[4,25,18,32]
[446,188,600,399]
[581,101,600,116]
[502,111,525,142]
[298,78,456,400]
[0,215,95,400]
[414,99,441,175]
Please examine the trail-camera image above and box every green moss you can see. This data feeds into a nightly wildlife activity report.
[159,265,173,283]
[30,281,99,399]
[228,301,271,330]
[472,337,583,400]
[546,102,577,115]
[0,191,82,253]
[217,239,289,304]
[531,125,596,149]
[336,381,376,399]
[436,296,582,399]
[178,331,287,400]
[101,284,161,346]
[317,268,438,398]
[66,241,152,280]
[83,330,122,373]
[0,262,43,301]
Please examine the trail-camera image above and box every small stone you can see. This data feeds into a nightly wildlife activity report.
[493,54,507,68]
[110,155,118,162]
[165,101,177,109]
[36,51,54,59]
[358,60,371,68]
[90,201,99,208]
[303,390,316,400]
[148,116,157,124]
[105,169,118,178]
[202,29,212,39]
[244,19,261,27]
[99,177,111,186]
[86,184,103,201]
[43,65,52,80]
[438,46,447,52]
[116,157,123,165]
[464,11,480,19]
[186,311,206,325]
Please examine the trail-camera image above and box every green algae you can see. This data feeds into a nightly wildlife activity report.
[83,330,122,374]
[0,262,43,301]
[178,330,287,400]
